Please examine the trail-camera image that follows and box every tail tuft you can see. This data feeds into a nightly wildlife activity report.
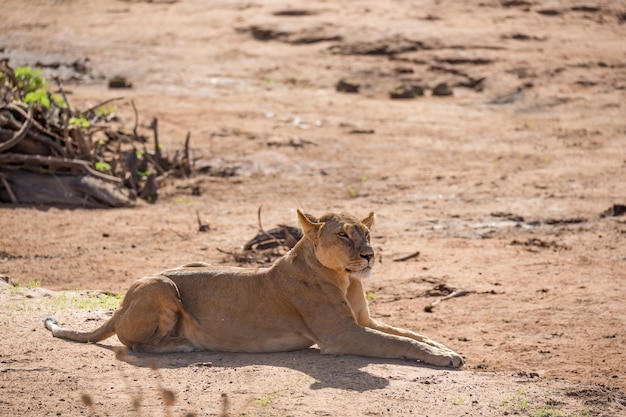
[44,317,58,331]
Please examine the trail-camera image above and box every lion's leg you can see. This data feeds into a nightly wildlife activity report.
[113,275,199,353]
[131,336,197,353]
[320,324,464,368]
[344,280,463,366]
[368,319,460,355]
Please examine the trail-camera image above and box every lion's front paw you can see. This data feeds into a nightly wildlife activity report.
[448,352,464,368]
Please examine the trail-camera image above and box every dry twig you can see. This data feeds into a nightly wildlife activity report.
[393,251,420,262]
[424,289,469,313]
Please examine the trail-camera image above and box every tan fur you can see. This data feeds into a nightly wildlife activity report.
[44,210,464,368]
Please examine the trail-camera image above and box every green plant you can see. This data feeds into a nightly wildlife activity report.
[23,89,52,108]
[526,399,592,417]
[257,392,275,407]
[13,66,64,109]
[27,278,41,288]
[347,175,368,198]
[530,405,565,417]
[96,105,116,116]
[69,114,90,130]
[137,170,152,179]
[49,291,122,311]
[8,278,41,296]
[177,196,193,205]
[71,292,123,310]
[502,388,529,414]
[14,66,47,93]
[95,161,111,173]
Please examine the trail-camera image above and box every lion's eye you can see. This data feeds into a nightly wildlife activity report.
[338,231,348,239]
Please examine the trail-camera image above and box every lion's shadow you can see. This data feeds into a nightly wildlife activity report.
[102,345,445,392]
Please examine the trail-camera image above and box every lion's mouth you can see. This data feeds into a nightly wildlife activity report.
[345,266,371,274]
[345,267,366,272]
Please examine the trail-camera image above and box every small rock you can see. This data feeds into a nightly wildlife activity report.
[335,79,360,93]
[536,8,561,16]
[600,204,626,218]
[432,82,453,96]
[348,128,375,134]
[108,75,132,89]
[571,5,600,13]
[393,66,414,74]
[389,84,424,99]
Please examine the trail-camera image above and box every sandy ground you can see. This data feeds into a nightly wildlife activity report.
[1,0,625,416]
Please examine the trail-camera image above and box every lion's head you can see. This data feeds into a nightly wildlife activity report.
[296,210,375,279]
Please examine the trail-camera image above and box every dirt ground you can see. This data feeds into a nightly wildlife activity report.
[1,0,626,416]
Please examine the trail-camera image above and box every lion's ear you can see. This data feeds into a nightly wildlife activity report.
[361,212,375,229]
[297,210,321,236]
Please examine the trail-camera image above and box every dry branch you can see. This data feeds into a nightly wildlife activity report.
[0,107,32,152]
[243,206,303,251]
[393,251,420,262]
[0,173,17,203]
[424,289,469,313]
[0,153,122,183]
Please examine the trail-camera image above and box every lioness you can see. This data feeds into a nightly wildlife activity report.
[44,210,464,368]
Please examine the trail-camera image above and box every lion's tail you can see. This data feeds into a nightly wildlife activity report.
[44,316,116,343]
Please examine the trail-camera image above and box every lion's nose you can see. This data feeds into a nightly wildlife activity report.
[360,253,374,263]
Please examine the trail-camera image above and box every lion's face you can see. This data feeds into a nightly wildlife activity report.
[297,211,375,279]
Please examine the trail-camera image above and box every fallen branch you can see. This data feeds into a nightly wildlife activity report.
[393,251,420,262]
[0,173,17,203]
[242,206,303,251]
[424,289,469,313]
[0,170,132,207]
[130,99,139,140]
[53,77,72,146]
[182,131,191,177]
[3,102,65,143]
[0,153,122,184]
[255,205,287,250]
[82,96,125,115]
[0,107,32,152]
[196,210,209,232]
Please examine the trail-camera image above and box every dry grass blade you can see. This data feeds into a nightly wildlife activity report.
[161,388,176,407]
[79,392,106,417]
[219,393,230,417]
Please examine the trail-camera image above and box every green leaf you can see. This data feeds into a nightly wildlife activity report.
[23,90,50,109]
[69,115,90,129]
[15,66,47,93]
[137,170,152,179]
[95,161,111,173]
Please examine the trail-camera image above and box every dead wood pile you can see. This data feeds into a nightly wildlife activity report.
[0,59,192,207]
